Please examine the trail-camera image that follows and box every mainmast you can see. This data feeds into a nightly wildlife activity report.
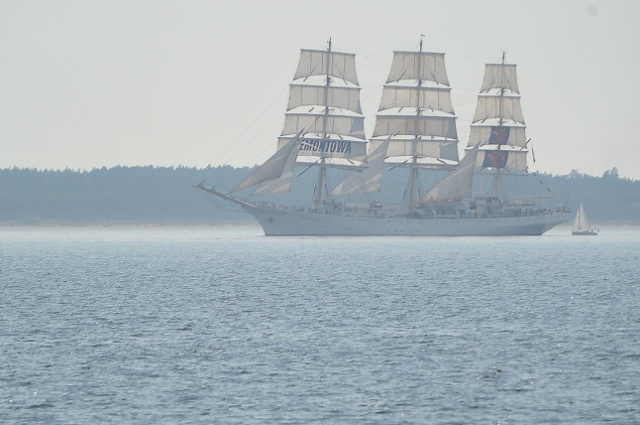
[498,51,505,126]
[371,38,459,213]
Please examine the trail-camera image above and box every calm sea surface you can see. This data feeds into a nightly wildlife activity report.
[1,226,639,424]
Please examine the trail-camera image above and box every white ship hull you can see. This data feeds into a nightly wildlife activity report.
[244,205,570,236]
[572,230,598,236]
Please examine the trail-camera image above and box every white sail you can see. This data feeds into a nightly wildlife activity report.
[374,50,459,166]
[294,49,359,85]
[469,125,527,148]
[231,132,302,193]
[474,144,529,171]
[373,135,457,163]
[330,137,390,195]
[468,57,528,172]
[287,84,362,113]
[573,203,588,231]
[472,142,529,172]
[572,203,598,235]
[480,63,519,93]
[473,95,524,123]
[251,142,300,195]
[281,112,365,141]
[423,143,479,202]
[280,45,367,167]
[387,52,449,85]
[378,85,454,113]
[373,115,458,140]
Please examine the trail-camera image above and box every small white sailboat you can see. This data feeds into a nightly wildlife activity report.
[572,203,598,236]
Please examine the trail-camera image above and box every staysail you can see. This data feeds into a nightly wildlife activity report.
[330,137,390,195]
[422,143,479,202]
[231,130,303,195]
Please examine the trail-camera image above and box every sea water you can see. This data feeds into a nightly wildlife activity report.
[1,226,639,424]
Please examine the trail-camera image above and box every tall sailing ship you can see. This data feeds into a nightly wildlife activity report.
[195,40,571,235]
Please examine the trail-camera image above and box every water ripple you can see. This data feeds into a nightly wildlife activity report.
[1,227,639,424]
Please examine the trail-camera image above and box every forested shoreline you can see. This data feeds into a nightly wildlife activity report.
[1,166,639,225]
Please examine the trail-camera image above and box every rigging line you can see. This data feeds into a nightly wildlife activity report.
[194,186,232,212]
[342,42,413,51]
[221,108,289,167]
[530,171,556,195]
[297,159,321,177]
[225,115,284,166]
[233,98,327,167]
[388,159,410,171]
[217,84,289,165]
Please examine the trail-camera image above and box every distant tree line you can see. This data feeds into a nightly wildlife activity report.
[0,166,250,224]
[0,166,638,224]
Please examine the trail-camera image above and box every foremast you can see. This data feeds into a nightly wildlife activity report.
[315,38,332,207]
[468,53,529,197]
[371,37,459,213]
[407,38,424,213]
[280,39,367,209]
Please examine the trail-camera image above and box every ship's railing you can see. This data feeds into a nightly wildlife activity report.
[256,200,566,220]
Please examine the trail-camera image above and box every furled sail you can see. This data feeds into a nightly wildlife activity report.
[422,143,479,202]
[330,137,390,195]
[371,50,459,167]
[467,56,528,172]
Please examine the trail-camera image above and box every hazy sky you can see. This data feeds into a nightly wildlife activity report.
[1,0,639,179]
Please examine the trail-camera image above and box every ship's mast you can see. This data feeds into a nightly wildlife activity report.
[492,51,506,196]
[371,38,458,209]
[468,52,529,188]
[498,51,505,125]
[314,38,332,208]
[408,36,424,214]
